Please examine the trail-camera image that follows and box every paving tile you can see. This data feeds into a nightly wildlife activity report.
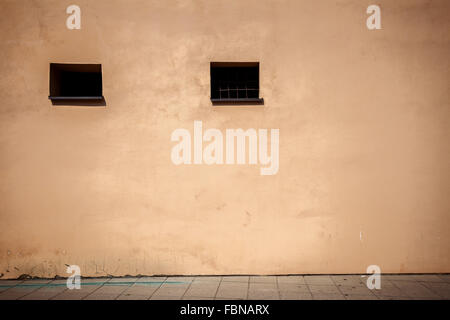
[52,292,91,300]
[248,289,279,300]
[133,278,166,289]
[308,285,341,295]
[250,276,277,284]
[20,293,55,300]
[151,282,189,299]
[216,282,248,299]
[438,275,450,282]
[82,279,130,299]
[150,295,182,300]
[130,281,163,289]
[68,283,104,292]
[312,293,345,300]
[120,283,160,298]
[193,276,221,283]
[248,282,279,299]
[116,294,148,300]
[419,282,450,299]
[51,283,103,300]
[0,287,38,300]
[219,282,249,288]
[222,276,249,283]
[277,283,310,293]
[277,276,306,284]
[182,296,214,300]
[84,293,121,300]
[304,276,334,286]
[332,275,364,287]
[0,280,51,300]
[390,281,440,298]
[383,275,417,281]
[279,291,313,300]
[90,283,130,295]
[160,281,191,288]
[409,275,444,282]
[249,283,278,291]
[339,285,375,296]
[377,278,397,288]
[390,280,422,288]
[184,282,219,298]
[19,281,67,300]
[359,277,395,289]
[376,296,411,300]
[0,280,23,293]
[372,286,409,298]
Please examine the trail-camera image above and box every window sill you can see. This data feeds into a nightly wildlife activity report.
[48,96,106,106]
[49,96,104,100]
[211,98,264,105]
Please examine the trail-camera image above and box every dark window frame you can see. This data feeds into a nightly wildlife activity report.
[210,62,264,105]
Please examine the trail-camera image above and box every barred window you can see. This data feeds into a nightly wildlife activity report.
[210,62,263,105]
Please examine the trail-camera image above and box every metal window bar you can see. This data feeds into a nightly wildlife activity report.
[218,88,259,99]
[216,80,258,100]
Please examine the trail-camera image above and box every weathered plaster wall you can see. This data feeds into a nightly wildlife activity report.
[0,0,449,279]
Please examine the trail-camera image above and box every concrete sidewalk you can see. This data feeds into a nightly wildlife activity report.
[0,274,449,300]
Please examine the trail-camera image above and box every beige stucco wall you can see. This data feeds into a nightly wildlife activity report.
[0,0,449,279]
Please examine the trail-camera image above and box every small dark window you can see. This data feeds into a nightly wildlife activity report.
[210,62,263,105]
[49,63,104,103]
